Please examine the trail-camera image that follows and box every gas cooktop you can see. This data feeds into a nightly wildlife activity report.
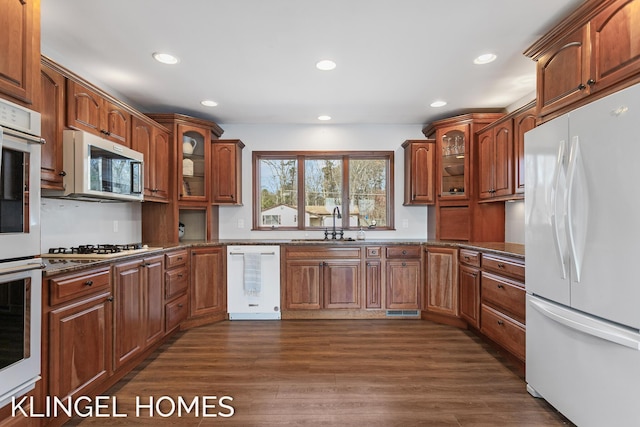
[41,243,153,259]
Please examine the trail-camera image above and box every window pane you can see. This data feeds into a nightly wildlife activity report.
[349,158,387,227]
[304,159,342,227]
[259,158,298,227]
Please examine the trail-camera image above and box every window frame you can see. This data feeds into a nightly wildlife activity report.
[252,151,394,231]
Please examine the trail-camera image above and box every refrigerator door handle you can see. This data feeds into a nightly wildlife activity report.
[566,136,589,283]
[551,139,568,279]
[529,297,640,350]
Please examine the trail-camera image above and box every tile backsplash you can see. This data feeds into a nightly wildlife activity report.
[40,198,141,252]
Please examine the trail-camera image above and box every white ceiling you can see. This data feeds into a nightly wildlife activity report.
[40,0,584,126]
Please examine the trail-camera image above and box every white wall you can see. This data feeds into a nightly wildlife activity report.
[505,200,525,244]
[217,124,429,240]
[41,198,141,252]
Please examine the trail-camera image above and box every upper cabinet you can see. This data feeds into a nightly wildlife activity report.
[476,102,536,202]
[66,80,132,147]
[437,124,469,200]
[40,59,66,190]
[211,139,244,205]
[402,139,435,205]
[526,0,640,120]
[132,116,171,202]
[0,0,40,106]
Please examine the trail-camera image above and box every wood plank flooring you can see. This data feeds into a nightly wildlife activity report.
[65,320,572,426]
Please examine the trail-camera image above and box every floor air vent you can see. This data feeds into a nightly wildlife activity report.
[386,310,420,318]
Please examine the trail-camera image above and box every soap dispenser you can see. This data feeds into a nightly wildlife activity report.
[356,227,366,240]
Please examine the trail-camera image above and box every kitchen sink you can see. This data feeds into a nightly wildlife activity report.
[290,237,356,242]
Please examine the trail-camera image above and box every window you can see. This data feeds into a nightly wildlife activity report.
[253,151,394,230]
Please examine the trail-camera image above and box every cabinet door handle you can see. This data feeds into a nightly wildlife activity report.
[497,320,504,326]
[578,83,587,91]
[58,171,67,177]
[107,296,114,302]
[402,262,406,267]
[587,78,596,86]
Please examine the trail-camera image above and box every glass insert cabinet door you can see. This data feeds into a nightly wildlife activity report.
[177,124,210,201]
[440,127,467,197]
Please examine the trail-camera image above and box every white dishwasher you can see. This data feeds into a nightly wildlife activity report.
[226,245,281,320]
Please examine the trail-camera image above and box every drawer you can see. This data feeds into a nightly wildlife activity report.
[165,249,188,269]
[482,255,524,281]
[165,294,188,332]
[285,246,361,259]
[459,249,481,267]
[49,268,111,306]
[481,272,525,323]
[385,246,421,259]
[481,304,525,361]
[366,246,382,258]
[165,266,188,299]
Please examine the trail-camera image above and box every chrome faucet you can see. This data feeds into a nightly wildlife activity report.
[331,206,342,240]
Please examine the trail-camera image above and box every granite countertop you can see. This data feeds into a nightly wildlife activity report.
[41,239,524,276]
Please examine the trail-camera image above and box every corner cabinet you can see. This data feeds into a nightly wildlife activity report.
[478,120,513,200]
[0,0,40,106]
[525,0,640,120]
[211,139,244,205]
[402,139,435,205]
[422,113,505,241]
[424,246,459,319]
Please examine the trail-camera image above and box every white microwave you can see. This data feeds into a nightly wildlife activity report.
[45,130,144,202]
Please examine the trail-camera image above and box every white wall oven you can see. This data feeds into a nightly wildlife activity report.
[0,97,43,408]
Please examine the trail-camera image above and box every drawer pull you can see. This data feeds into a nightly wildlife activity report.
[177,274,183,278]
[497,284,504,289]
[107,296,114,302]
[402,250,407,255]
[402,262,406,267]
[497,263,505,269]
[177,257,183,261]
[497,320,504,326]
[464,256,470,260]
[177,304,184,308]
[84,280,93,287]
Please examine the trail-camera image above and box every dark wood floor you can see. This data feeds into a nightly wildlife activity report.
[66,319,572,426]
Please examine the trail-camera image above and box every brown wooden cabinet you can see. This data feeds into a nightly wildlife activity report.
[424,246,458,317]
[402,139,435,205]
[526,0,640,120]
[66,79,132,146]
[47,267,113,402]
[423,113,505,241]
[458,249,481,328]
[189,246,225,318]
[283,246,362,310]
[132,115,171,202]
[513,103,537,194]
[477,120,513,200]
[0,0,40,106]
[164,249,189,332]
[39,59,66,190]
[480,254,525,361]
[211,139,244,205]
[113,255,164,370]
[365,246,382,309]
[385,246,421,310]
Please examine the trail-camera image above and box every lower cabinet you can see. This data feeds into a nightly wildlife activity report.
[47,267,113,401]
[164,249,189,332]
[424,246,458,317]
[479,254,526,361]
[458,249,481,328]
[385,246,422,310]
[283,246,362,310]
[365,246,382,309]
[113,255,164,371]
[190,246,225,318]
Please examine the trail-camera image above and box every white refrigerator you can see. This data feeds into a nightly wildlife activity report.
[525,83,640,427]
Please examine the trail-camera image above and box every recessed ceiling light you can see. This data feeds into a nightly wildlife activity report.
[473,53,497,65]
[201,100,218,107]
[430,100,447,108]
[152,52,179,65]
[316,60,337,71]
[318,115,332,121]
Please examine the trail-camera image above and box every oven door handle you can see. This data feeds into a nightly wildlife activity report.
[0,262,44,276]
